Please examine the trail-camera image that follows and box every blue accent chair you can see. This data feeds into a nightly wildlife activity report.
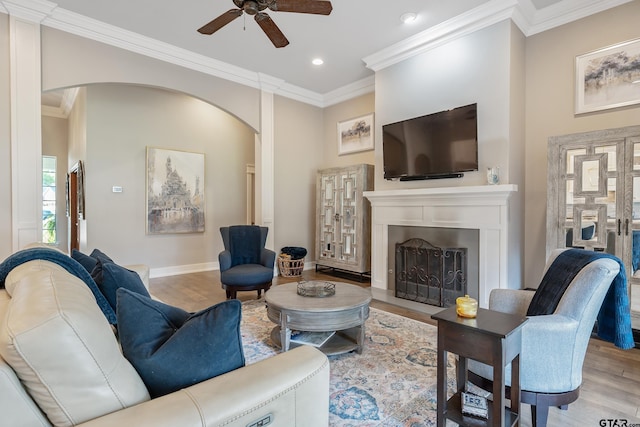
[219,225,276,299]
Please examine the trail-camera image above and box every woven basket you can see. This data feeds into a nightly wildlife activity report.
[277,257,305,277]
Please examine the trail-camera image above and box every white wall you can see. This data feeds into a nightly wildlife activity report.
[374,20,516,191]
[524,1,640,285]
[373,19,525,287]
[42,115,69,251]
[84,84,254,269]
[0,13,11,260]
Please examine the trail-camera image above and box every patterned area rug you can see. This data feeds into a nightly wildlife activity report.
[241,300,456,427]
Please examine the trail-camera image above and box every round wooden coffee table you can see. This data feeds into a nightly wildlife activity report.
[265,281,371,355]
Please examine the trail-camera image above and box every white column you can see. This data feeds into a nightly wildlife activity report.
[257,74,284,250]
[5,1,54,250]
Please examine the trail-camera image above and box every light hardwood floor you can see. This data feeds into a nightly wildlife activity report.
[150,270,640,427]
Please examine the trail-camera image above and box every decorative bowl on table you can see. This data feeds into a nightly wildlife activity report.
[297,280,336,298]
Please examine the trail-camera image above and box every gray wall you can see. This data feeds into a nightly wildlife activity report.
[524,1,640,285]
[42,115,69,251]
[83,84,254,268]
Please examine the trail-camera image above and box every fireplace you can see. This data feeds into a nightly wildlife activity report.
[395,238,467,307]
[363,185,520,309]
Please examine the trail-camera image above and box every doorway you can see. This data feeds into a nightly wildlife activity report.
[68,163,80,252]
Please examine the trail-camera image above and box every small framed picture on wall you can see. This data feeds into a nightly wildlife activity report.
[337,113,374,155]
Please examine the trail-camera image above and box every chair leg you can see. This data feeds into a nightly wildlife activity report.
[257,289,262,298]
[531,403,550,427]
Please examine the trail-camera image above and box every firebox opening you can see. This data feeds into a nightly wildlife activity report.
[388,226,479,307]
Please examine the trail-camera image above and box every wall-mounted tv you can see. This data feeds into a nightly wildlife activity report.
[382,103,478,181]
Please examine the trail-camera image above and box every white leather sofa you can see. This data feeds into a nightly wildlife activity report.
[0,248,330,427]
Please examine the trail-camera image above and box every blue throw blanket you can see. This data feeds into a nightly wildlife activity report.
[527,249,634,350]
[0,247,116,324]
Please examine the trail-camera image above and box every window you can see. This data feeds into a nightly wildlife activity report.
[42,156,57,244]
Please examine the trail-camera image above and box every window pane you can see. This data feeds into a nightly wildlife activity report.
[42,156,57,244]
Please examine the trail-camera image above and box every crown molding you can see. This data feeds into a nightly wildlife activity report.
[35,5,330,107]
[41,104,65,118]
[1,0,55,22]
[60,86,78,116]
[363,0,633,72]
[41,87,77,118]
[322,76,375,107]
[5,0,633,108]
[524,0,634,36]
[363,0,522,72]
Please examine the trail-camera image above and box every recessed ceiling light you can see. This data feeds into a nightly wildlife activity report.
[400,12,417,24]
[312,58,324,66]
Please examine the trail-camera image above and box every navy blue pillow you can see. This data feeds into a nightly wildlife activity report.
[90,248,114,264]
[92,258,150,313]
[116,289,245,398]
[71,249,97,273]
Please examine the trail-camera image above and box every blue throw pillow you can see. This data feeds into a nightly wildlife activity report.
[90,248,114,264]
[71,249,97,273]
[92,258,150,313]
[116,289,245,397]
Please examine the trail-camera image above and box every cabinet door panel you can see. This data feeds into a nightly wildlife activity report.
[548,126,640,338]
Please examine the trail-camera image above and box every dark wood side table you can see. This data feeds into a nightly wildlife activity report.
[431,306,528,427]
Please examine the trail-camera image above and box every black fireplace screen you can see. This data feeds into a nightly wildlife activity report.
[395,238,467,307]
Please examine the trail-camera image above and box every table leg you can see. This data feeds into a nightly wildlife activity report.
[280,313,291,352]
[356,306,366,354]
[493,347,506,427]
[511,354,520,426]
[436,326,447,427]
[457,355,467,393]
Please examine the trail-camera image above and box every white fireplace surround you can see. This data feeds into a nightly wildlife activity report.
[364,185,518,308]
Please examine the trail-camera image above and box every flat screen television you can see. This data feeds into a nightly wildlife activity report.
[382,103,478,181]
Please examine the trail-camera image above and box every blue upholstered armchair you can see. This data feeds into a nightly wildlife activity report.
[468,248,622,427]
[219,225,276,299]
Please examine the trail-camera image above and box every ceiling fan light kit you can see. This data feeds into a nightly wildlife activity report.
[198,0,333,48]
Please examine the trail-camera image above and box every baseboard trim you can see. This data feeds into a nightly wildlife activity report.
[150,260,315,279]
[150,262,218,278]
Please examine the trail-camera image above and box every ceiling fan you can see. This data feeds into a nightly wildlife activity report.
[198,0,333,48]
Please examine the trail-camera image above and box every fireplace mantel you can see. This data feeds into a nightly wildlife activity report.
[364,185,519,308]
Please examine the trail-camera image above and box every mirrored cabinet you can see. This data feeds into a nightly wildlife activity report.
[547,125,640,340]
[316,164,374,275]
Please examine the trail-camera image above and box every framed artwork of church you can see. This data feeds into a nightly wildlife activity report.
[146,147,205,234]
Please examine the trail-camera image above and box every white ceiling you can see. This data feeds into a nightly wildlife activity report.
[24,0,631,110]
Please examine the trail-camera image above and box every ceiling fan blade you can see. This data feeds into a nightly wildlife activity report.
[197,9,243,35]
[255,13,289,48]
[269,0,332,15]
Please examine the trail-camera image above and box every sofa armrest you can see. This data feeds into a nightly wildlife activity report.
[77,345,330,427]
[488,289,535,316]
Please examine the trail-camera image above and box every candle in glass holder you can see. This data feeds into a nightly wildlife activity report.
[456,294,478,318]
